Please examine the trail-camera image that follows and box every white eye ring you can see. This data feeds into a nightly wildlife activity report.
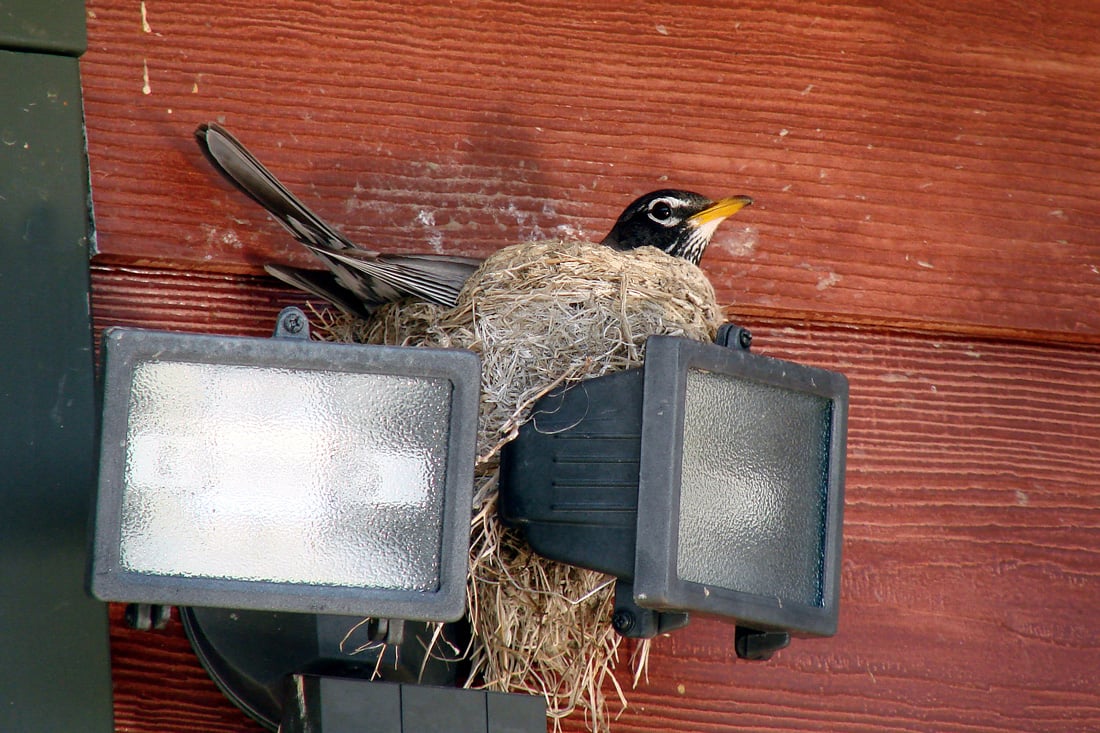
[648,200,674,223]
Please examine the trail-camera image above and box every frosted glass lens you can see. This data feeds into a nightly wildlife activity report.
[119,360,453,591]
[677,369,830,606]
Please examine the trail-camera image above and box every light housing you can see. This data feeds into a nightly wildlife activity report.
[280,676,547,733]
[91,323,480,623]
[499,327,848,655]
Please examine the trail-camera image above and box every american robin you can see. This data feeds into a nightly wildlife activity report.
[196,123,752,316]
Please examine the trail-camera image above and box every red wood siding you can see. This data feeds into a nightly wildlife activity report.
[82,1,1100,731]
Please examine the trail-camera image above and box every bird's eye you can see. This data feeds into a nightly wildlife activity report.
[648,201,674,223]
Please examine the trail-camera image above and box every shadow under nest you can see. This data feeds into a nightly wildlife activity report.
[315,239,724,732]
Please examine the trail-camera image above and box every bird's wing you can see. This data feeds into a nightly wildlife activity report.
[316,248,483,308]
[196,123,361,252]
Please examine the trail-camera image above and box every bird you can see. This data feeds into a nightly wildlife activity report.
[195,123,752,317]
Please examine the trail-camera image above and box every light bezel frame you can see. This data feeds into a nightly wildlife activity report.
[91,327,480,622]
[633,335,848,636]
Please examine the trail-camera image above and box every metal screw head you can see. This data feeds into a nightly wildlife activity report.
[274,306,310,339]
[611,610,635,633]
[282,311,304,334]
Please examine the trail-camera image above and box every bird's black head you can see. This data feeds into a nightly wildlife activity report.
[600,189,753,265]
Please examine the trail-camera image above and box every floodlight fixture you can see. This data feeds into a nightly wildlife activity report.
[92,311,479,623]
[88,308,541,730]
[499,325,848,659]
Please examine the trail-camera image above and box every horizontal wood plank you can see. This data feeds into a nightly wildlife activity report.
[82,0,1100,730]
[92,265,1100,733]
[81,0,1100,343]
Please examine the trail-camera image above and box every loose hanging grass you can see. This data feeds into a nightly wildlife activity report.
[316,239,724,732]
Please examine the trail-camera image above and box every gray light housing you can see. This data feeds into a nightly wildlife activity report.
[91,327,480,622]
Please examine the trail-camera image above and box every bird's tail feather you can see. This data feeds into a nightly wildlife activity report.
[263,264,372,318]
[318,248,482,308]
[197,122,487,312]
[196,123,361,252]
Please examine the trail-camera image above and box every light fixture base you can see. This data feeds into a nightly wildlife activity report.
[181,607,469,730]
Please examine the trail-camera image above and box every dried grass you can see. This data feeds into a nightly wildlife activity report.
[316,239,724,731]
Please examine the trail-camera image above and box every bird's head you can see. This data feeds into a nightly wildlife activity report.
[600,189,753,265]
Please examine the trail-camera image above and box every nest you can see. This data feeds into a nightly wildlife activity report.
[317,239,723,731]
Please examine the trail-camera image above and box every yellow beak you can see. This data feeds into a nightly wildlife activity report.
[689,195,754,226]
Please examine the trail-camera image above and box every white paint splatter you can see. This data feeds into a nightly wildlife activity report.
[496,201,547,241]
[414,209,445,252]
[709,225,757,257]
[554,222,587,241]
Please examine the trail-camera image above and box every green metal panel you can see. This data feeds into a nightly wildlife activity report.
[0,0,86,55]
[0,48,113,732]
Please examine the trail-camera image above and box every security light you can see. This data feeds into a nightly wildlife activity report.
[91,314,479,623]
[87,308,542,730]
[499,325,848,658]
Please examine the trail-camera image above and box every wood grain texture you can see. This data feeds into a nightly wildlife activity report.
[81,0,1100,342]
[81,0,1100,730]
[91,265,1100,733]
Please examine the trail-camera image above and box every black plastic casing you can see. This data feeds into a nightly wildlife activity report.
[499,334,849,638]
[499,367,645,581]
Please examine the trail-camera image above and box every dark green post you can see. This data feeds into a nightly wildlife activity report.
[0,1,114,730]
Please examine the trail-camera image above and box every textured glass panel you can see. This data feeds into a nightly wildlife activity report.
[118,360,453,591]
[677,369,830,605]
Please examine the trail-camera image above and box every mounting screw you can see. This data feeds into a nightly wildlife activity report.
[282,311,304,334]
[612,610,635,634]
[274,306,310,339]
[738,328,753,350]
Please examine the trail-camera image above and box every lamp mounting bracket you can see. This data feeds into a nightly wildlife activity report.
[274,306,311,340]
[715,323,752,351]
[611,581,689,638]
